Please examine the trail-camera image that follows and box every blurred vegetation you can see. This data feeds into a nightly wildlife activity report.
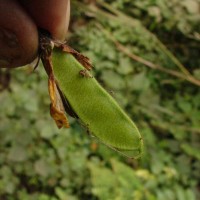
[0,0,200,199]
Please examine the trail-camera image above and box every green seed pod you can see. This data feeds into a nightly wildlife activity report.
[52,48,143,158]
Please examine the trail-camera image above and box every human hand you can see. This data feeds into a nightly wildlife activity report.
[0,0,70,68]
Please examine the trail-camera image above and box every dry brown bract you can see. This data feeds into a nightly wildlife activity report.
[39,35,93,129]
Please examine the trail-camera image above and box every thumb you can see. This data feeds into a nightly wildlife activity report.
[0,0,38,68]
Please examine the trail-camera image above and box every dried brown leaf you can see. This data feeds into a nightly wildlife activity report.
[48,74,70,129]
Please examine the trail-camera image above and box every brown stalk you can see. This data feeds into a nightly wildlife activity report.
[96,24,200,87]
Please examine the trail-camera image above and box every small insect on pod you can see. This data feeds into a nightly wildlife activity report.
[79,69,93,78]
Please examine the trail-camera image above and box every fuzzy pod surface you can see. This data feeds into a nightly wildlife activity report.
[52,48,143,158]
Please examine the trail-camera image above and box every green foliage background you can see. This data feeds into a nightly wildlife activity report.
[0,0,200,199]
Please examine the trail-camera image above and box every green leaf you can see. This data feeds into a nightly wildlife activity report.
[88,162,118,200]
[182,0,199,14]
[8,146,27,162]
[181,143,200,160]
[34,159,50,177]
[101,70,126,90]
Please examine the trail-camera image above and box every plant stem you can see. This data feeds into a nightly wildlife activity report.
[96,0,192,77]
[73,0,200,86]
[96,24,200,87]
